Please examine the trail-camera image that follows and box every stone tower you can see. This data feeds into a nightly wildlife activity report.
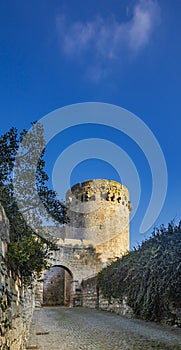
[66,179,131,268]
[35,179,131,307]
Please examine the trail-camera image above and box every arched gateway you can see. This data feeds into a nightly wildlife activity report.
[43,266,73,306]
[35,180,131,307]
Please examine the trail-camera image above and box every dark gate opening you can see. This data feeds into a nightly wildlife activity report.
[43,266,73,306]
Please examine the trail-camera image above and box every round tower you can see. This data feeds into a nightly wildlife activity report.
[66,179,131,265]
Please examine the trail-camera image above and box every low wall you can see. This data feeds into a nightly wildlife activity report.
[82,275,181,327]
[82,276,99,309]
[82,276,133,317]
[0,204,34,350]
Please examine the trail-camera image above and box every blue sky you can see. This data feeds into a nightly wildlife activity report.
[0,0,181,248]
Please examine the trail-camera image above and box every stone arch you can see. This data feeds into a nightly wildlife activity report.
[42,265,73,306]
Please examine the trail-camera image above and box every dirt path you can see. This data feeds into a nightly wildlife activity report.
[26,307,181,350]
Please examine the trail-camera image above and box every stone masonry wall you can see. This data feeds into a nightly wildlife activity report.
[34,243,98,307]
[42,266,72,306]
[0,204,34,350]
[82,275,133,317]
[82,276,99,309]
[43,266,65,306]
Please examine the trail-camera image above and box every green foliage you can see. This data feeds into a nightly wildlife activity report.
[7,235,56,284]
[0,124,66,284]
[98,222,181,324]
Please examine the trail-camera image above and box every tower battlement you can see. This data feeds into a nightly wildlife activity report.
[66,179,131,210]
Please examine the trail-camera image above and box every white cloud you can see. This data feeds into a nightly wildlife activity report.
[128,0,160,52]
[56,0,161,79]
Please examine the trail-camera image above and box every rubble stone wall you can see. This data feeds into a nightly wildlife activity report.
[82,275,133,317]
[0,204,34,350]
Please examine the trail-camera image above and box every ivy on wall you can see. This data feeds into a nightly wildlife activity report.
[98,222,181,325]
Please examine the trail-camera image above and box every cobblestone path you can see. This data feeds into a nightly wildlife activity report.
[26,307,181,350]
